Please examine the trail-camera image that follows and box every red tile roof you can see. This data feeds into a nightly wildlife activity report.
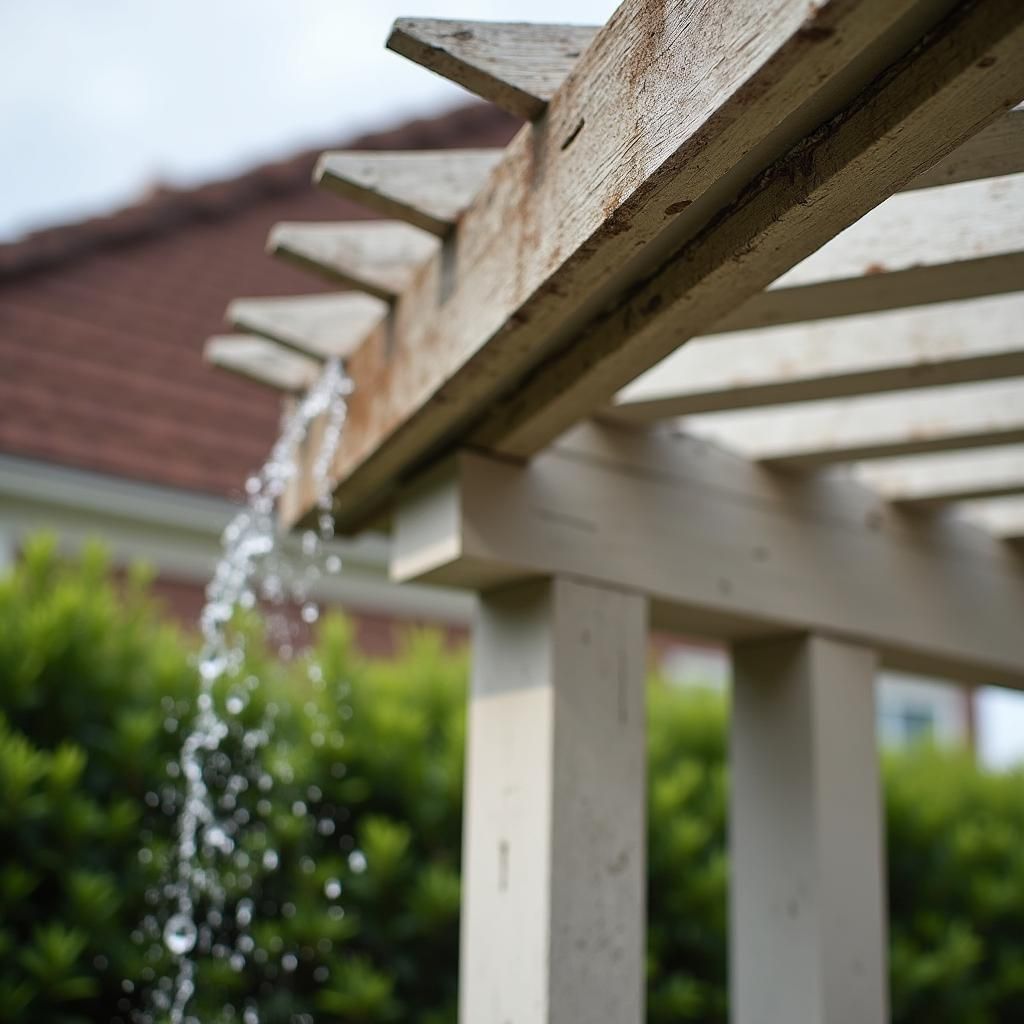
[0,104,517,499]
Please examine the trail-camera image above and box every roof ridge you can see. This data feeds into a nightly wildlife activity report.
[0,102,516,282]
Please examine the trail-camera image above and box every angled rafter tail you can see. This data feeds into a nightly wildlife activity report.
[267,221,437,301]
[386,18,599,120]
[315,149,504,236]
[205,335,319,392]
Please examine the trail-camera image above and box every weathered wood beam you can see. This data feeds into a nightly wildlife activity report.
[682,379,1024,468]
[204,335,318,392]
[268,221,437,301]
[853,445,1024,505]
[462,578,647,1023]
[315,149,503,236]
[905,104,1024,189]
[731,635,887,1024]
[386,19,599,120]
[957,495,1024,539]
[227,293,387,360]
[289,0,1024,532]
[608,295,1024,421]
[710,173,1024,335]
[390,423,1024,688]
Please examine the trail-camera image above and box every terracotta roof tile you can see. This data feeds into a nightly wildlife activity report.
[0,103,518,496]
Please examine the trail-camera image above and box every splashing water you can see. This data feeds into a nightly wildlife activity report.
[147,358,352,1024]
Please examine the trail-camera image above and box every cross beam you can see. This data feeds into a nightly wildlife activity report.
[390,422,1024,689]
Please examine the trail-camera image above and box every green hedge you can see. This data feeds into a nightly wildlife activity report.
[1,537,1023,1022]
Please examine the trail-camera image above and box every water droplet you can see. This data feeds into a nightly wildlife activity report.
[262,849,279,870]
[324,878,342,899]
[348,850,368,874]
[163,914,197,956]
[301,602,319,624]
[226,694,245,715]
[281,953,298,972]
[325,554,342,574]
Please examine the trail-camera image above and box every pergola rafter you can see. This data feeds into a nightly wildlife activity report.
[204,3,1024,1022]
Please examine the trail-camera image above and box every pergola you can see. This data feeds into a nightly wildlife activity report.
[207,2,1024,1020]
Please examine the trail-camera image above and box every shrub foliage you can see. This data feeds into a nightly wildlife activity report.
[1,538,1023,1022]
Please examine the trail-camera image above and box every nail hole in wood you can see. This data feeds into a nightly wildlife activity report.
[561,118,585,151]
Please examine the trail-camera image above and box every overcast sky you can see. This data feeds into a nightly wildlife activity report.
[0,0,618,241]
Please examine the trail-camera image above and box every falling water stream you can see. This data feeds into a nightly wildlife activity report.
[144,358,353,1024]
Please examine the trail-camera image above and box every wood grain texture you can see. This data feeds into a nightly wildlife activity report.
[228,293,387,360]
[681,378,1024,467]
[386,19,599,119]
[268,221,437,301]
[204,334,318,392]
[711,174,1024,334]
[906,105,1024,189]
[853,445,1024,505]
[609,294,1024,420]
[390,422,1024,688]
[288,0,1024,532]
[315,149,504,235]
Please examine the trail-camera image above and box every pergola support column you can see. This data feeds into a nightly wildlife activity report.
[460,576,648,1024]
[730,634,888,1024]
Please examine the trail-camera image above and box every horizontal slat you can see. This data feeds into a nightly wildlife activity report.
[906,106,1024,189]
[315,149,504,236]
[957,495,1024,539]
[711,174,1024,334]
[609,294,1024,420]
[853,445,1024,505]
[680,379,1024,468]
[268,221,437,301]
[228,294,387,360]
[390,423,1024,688]
[386,18,599,120]
[285,0,1024,531]
[204,335,319,392]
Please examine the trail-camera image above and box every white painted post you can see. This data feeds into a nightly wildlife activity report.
[460,576,647,1024]
[730,634,888,1024]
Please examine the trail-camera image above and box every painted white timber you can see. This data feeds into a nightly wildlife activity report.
[204,335,318,392]
[289,0,1024,530]
[731,635,887,1024]
[906,105,1024,189]
[228,294,387,361]
[268,221,437,301]
[0,454,475,625]
[712,173,1024,334]
[461,577,646,1024]
[609,295,1024,420]
[853,445,1024,505]
[315,150,504,236]
[956,495,1024,539]
[386,19,599,120]
[680,378,1024,467]
[390,423,1024,687]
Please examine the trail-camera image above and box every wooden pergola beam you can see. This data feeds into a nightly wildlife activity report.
[681,379,1024,467]
[957,495,1024,539]
[227,293,387,361]
[710,173,1024,334]
[608,295,1024,420]
[386,19,599,120]
[268,221,437,301]
[287,0,1024,532]
[853,445,1024,505]
[315,149,503,236]
[905,104,1024,189]
[390,423,1024,689]
[205,335,318,392]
